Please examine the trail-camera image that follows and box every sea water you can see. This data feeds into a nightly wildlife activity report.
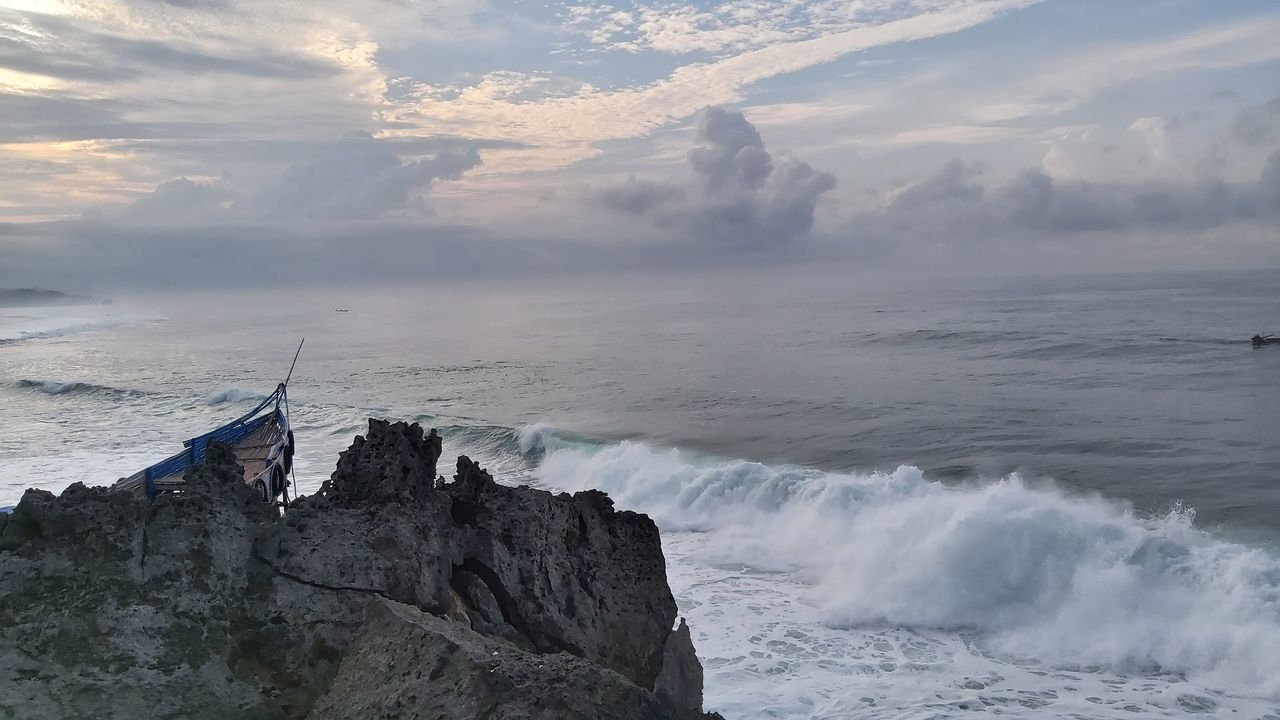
[2,267,1278,718]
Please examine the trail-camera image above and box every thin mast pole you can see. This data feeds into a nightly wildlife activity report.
[284,338,305,389]
[280,338,303,509]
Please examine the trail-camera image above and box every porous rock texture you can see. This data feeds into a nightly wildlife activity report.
[0,420,721,720]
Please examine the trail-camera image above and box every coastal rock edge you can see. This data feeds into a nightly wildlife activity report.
[0,420,723,720]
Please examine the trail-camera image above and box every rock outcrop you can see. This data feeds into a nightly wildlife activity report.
[309,599,698,720]
[0,421,721,720]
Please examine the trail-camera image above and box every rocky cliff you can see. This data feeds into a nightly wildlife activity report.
[0,420,721,720]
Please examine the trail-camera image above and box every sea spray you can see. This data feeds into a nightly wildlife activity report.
[534,436,1280,700]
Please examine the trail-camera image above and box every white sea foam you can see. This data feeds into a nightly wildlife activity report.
[27,380,78,395]
[15,378,142,399]
[0,307,161,344]
[0,448,176,504]
[516,422,554,454]
[517,422,587,455]
[205,387,263,405]
[536,438,1280,717]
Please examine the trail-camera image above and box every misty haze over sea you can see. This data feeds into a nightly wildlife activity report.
[3,267,1278,717]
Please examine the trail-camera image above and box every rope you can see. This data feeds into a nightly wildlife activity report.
[280,338,304,511]
[282,385,295,510]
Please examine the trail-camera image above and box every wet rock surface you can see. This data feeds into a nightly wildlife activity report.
[0,421,721,720]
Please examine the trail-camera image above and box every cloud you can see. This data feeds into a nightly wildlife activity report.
[124,135,482,224]
[125,176,236,223]
[561,0,1028,57]
[243,136,481,221]
[1232,97,1280,147]
[847,151,1280,251]
[393,1,1036,158]
[599,178,682,215]
[838,96,1280,262]
[1038,115,1231,186]
[968,16,1280,124]
[881,125,1029,147]
[4,0,1278,280]
[600,107,836,250]
[0,8,339,84]
[0,0,1036,223]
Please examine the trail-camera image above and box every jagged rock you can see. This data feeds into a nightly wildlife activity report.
[656,619,704,714]
[310,599,700,720]
[0,421,719,720]
[442,455,676,688]
[317,419,442,506]
[0,445,275,719]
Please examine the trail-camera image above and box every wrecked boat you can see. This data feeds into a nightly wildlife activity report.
[114,342,302,503]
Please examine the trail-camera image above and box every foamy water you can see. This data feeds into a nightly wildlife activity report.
[0,305,160,344]
[532,436,1280,718]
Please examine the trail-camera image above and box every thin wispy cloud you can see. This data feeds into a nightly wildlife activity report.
[392,1,1037,154]
[968,15,1280,124]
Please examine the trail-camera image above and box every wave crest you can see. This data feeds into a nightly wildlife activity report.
[204,387,264,405]
[536,440,1280,697]
[0,314,161,344]
[15,379,144,399]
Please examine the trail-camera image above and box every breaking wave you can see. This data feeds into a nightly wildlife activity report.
[0,314,159,345]
[14,379,146,399]
[204,387,265,405]
[534,437,1280,699]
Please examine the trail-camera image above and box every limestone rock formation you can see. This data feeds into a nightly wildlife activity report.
[0,421,721,720]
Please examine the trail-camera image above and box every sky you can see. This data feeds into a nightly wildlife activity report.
[1,0,1278,288]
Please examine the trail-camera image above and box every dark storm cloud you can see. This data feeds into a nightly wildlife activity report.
[599,107,836,250]
[848,152,1280,248]
[0,9,337,84]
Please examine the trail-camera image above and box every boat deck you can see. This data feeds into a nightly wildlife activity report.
[114,422,281,497]
[234,421,282,482]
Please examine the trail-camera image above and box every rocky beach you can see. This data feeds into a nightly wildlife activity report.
[0,420,721,720]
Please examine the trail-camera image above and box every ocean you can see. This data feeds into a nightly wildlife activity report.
[2,267,1278,718]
